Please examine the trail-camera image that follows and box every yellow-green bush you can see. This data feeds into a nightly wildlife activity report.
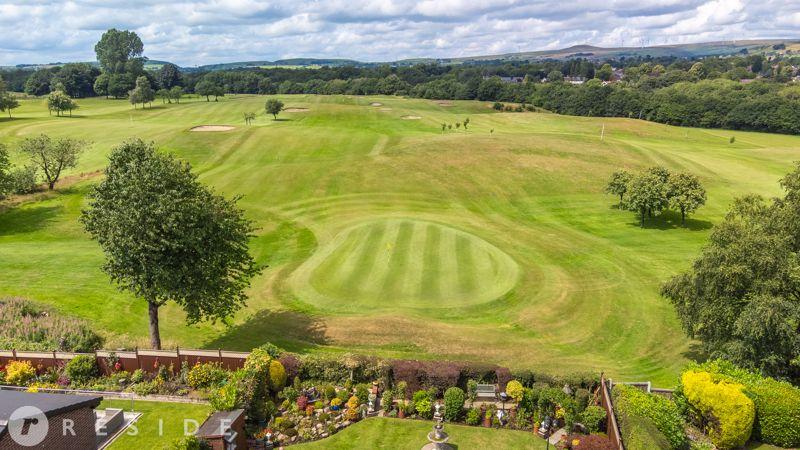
[682,370,754,449]
[5,360,36,385]
[688,359,800,448]
[268,360,287,392]
[505,380,524,402]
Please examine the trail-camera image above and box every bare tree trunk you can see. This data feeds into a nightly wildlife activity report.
[681,209,686,226]
[148,301,162,350]
[48,181,55,190]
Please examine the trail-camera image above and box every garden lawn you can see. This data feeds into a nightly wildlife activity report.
[99,399,211,450]
[296,417,545,449]
[3,94,800,385]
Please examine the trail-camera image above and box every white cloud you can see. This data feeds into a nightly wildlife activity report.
[0,0,794,66]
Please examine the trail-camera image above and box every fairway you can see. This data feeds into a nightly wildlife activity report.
[2,94,800,385]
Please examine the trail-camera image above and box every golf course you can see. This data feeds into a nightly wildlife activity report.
[1,94,798,386]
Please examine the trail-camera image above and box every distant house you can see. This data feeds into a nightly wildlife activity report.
[611,68,625,81]
[0,390,101,448]
[739,78,756,84]
[482,76,524,83]
[565,76,586,85]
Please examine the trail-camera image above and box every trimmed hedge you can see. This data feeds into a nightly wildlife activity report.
[748,378,800,448]
[681,370,754,449]
[612,384,686,450]
[685,360,800,448]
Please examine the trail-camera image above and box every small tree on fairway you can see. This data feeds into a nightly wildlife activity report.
[129,76,154,108]
[157,89,171,104]
[0,93,19,118]
[195,80,214,101]
[605,170,632,203]
[47,89,78,116]
[455,122,461,129]
[265,99,284,120]
[19,134,86,190]
[244,112,256,125]
[80,139,261,349]
[463,118,470,130]
[622,172,669,227]
[669,172,706,225]
[169,86,183,103]
[441,123,446,133]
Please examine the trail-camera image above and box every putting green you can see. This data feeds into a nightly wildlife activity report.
[290,219,519,310]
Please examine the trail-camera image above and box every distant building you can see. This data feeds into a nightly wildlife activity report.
[482,76,524,83]
[565,76,586,85]
[0,390,101,449]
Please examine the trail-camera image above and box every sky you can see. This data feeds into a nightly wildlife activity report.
[0,0,798,67]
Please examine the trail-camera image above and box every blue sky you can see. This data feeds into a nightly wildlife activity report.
[0,0,797,66]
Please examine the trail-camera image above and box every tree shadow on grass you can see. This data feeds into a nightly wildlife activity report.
[203,309,329,353]
[627,210,713,231]
[682,342,709,363]
[0,204,62,235]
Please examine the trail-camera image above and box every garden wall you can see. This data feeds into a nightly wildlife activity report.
[0,348,250,376]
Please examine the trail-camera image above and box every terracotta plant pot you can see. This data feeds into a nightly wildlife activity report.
[483,416,491,428]
[398,408,405,419]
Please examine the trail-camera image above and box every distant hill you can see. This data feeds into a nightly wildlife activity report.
[3,39,798,72]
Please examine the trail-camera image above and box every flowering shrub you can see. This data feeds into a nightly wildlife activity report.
[413,390,433,419]
[505,380,524,402]
[681,370,754,449]
[465,408,481,425]
[186,362,227,389]
[5,360,36,385]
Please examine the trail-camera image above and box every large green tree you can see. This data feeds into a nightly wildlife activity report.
[80,139,261,349]
[0,75,20,118]
[662,164,800,382]
[669,172,706,225]
[94,29,145,74]
[157,63,181,90]
[622,171,670,227]
[129,76,155,108]
[18,134,86,190]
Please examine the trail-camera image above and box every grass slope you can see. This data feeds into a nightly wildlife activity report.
[296,417,544,449]
[2,94,800,385]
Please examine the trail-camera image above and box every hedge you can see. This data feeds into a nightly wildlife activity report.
[685,360,800,448]
[612,384,686,450]
[681,370,754,449]
[748,378,800,448]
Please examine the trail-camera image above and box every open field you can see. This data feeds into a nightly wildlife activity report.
[2,94,799,385]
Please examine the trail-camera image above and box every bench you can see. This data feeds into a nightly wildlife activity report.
[476,383,498,399]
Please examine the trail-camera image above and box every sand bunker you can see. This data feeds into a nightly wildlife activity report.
[370,102,383,106]
[190,125,235,132]
[284,107,310,112]
[379,107,393,112]
[401,115,422,120]
[435,101,454,107]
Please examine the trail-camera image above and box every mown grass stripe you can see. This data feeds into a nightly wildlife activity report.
[342,222,387,294]
[455,234,477,294]
[420,224,441,299]
[380,221,413,298]
[403,222,428,299]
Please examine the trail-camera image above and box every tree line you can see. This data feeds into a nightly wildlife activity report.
[606,166,706,227]
[4,29,800,134]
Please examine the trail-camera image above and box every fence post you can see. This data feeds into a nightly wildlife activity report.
[12,349,17,359]
[135,347,141,370]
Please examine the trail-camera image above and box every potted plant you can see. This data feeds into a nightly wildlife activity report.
[397,400,406,418]
[533,411,541,434]
[483,406,493,428]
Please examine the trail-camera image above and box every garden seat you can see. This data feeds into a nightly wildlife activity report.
[475,383,498,399]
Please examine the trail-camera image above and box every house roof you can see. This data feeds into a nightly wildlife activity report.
[0,391,102,421]
[197,409,244,438]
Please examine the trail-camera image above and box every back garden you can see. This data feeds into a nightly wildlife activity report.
[2,337,799,450]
